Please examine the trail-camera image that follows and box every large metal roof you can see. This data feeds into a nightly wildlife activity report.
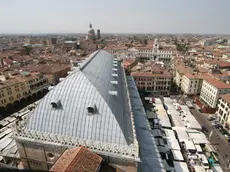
[126,76,165,172]
[25,50,134,147]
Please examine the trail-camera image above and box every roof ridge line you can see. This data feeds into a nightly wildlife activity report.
[79,50,100,71]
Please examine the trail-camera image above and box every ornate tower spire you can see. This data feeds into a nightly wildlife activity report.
[89,23,92,28]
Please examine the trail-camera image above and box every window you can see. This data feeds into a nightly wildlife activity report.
[224,113,227,120]
[47,152,55,160]
[28,160,42,166]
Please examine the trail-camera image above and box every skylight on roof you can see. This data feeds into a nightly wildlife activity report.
[111,81,118,85]
[109,91,118,95]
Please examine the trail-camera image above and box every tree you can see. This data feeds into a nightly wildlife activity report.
[175,43,188,53]
[24,46,32,55]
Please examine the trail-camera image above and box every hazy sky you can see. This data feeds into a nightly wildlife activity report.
[0,0,229,34]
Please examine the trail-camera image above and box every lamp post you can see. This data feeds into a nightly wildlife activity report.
[226,159,230,169]
[209,129,213,141]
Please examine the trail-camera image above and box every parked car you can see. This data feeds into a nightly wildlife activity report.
[202,126,209,133]
[218,125,224,131]
[224,134,230,141]
[207,115,216,121]
[211,121,218,125]
[212,123,222,129]
[186,101,194,109]
[220,128,229,135]
[198,109,203,113]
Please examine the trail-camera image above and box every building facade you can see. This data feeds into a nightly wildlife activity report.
[200,78,230,108]
[216,94,230,127]
[174,65,190,92]
[181,73,203,96]
[136,39,173,64]
[0,78,29,113]
[132,75,171,95]
[0,72,49,116]
[131,61,172,96]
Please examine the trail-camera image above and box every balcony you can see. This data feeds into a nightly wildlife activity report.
[30,83,50,94]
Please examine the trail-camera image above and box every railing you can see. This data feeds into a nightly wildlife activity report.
[30,83,50,94]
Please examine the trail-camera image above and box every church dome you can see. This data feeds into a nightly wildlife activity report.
[88,23,95,34]
[88,28,95,34]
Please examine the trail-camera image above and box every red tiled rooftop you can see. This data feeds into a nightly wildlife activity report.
[184,73,213,79]
[175,65,190,74]
[219,62,230,68]
[220,93,230,104]
[131,71,171,78]
[135,46,152,50]
[50,147,103,172]
[205,78,230,89]
[3,58,13,64]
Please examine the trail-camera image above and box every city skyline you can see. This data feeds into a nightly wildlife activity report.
[0,0,230,34]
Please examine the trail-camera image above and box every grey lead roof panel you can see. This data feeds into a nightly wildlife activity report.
[127,76,165,172]
[26,50,133,146]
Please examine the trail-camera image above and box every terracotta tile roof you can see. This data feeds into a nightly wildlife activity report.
[205,78,230,89]
[131,71,171,78]
[123,58,135,68]
[50,147,103,172]
[212,73,229,78]
[21,64,71,74]
[0,77,26,89]
[135,46,152,50]
[3,58,13,64]
[175,65,190,74]
[220,93,230,104]
[218,62,230,68]
[104,44,128,50]
[184,73,213,80]
[198,73,214,80]
[131,60,171,78]
[196,66,209,73]
[184,72,199,79]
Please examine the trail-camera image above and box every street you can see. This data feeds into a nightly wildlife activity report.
[190,108,230,172]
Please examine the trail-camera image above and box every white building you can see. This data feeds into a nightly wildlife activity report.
[200,78,230,108]
[181,73,213,96]
[181,73,203,95]
[217,93,230,126]
[227,39,230,46]
[136,38,173,63]
[174,66,190,91]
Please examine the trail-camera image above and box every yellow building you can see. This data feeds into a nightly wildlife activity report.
[131,61,172,96]
[0,78,29,113]
[0,72,49,116]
